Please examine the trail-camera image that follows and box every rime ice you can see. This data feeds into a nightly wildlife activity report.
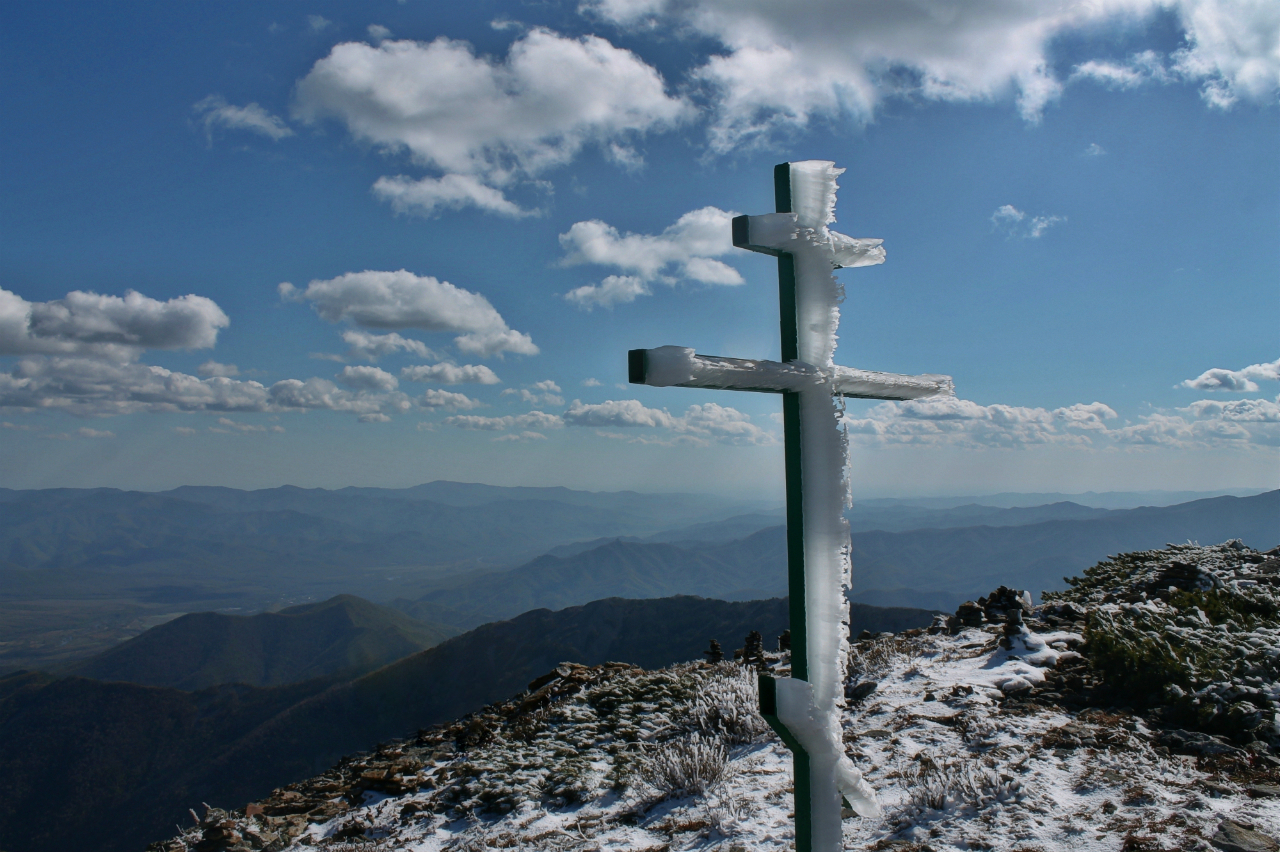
[629,161,954,851]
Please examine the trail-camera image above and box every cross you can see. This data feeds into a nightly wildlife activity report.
[628,161,954,852]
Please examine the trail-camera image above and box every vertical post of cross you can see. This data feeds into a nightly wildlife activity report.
[772,162,813,852]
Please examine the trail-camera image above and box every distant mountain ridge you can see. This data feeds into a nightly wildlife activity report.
[59,595,456,690]
[401,491,1279,624]
[0,594,936,852]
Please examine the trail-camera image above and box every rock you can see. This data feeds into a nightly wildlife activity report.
[955,601,985,627]
[1212,819,1279,852]
[1156,728,1246,757]
[846,681,877,702]
[1248,784,1280,798]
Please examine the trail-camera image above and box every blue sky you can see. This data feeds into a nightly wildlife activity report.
[1,0,1276,497]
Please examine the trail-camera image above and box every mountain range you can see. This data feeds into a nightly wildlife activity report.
[398,491,1279,624]
[0,593,935,852]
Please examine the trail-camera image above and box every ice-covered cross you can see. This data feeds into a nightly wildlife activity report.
[629,161,954,852]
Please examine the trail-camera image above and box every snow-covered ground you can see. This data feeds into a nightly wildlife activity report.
[157,542,1280,852]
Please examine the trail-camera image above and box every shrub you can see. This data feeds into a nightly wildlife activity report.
[637,733,731,800]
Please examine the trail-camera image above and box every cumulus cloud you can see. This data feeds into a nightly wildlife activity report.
[1172,0,1280,108]
[561,398,772,444]
[280,270,536,358]
[0,286,229,362]
[197,360,239,377]
[0,356,417,420]
[1180,358,1280,392]
[444,410,564,431]
[421,389,484,410]
[367,24,392,42]
[341,330,439,361]
[308,15,332,33]
[193,95,293,142]
[843,393,1278,449]
[293,28,689,215]
[502,382,564,407]
[583,0,1279,145]
[1072,50,1172,89]
[991,205,1065,238]
[372,174,534,218]
[563,398,675,428]
[400,363,501,384]
[1084,142,1107,156]
[336,365,398,392]
[565,275,651,310]
[560,207,742,309]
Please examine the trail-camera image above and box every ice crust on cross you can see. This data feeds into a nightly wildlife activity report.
[629,160,953,852]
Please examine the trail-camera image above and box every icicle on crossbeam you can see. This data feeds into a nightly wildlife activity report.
[627,161,955,852]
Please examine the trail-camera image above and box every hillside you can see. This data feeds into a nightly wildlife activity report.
[0,595,935,852]
[151,540,1280,852]
[59,595,456,690]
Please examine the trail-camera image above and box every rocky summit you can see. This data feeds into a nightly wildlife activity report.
[152,541,1280,851]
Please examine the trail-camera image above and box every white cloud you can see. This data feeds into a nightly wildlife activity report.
[559,207,742,309]
[293,29,689,215]
[341,330,439,361]
[421,389,484,410]
[193,95,293,142]
[1027,215,1065,238]
[990,205,1065,238]
[400,363,501,384]
[444,410,563,430]
[280,270,537,358]
[0,356,418,419]
[0,286,229,362]
[502,384,564,406]
[1084,142,1107,156]
[679,402,772,445]
[77,427,114,439]
[308,15,332,32]
[844,397,1089,448]
[582,378,601,387]
[584,0,1279,145]
[367,24,392,42]
[197,360,239,377]
[336,365,398,392]
[372,174,534,218]
[1172,0,1280,108]
[563,398,675,428]
[1180,358,1280,391]
[843,393,1280,449]
[174,426,198,436]
[1054,402,1119,430]
[561,398,772,444]
[1072,50,1171,89]
[565,275,651,310]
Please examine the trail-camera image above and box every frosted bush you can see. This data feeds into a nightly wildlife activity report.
[690,664,769,745]
[900,758,1021,815]
[637,732,731,800]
